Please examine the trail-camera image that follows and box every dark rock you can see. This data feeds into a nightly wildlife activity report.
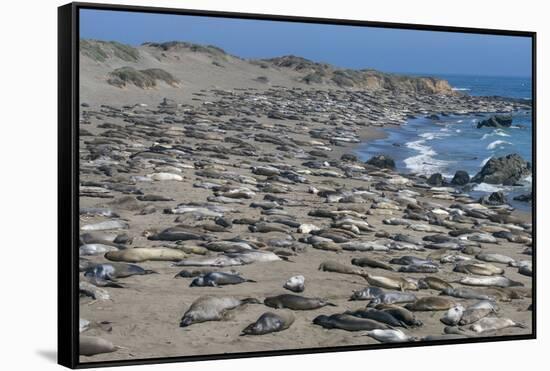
[513,192,532,203]
[427,114,440,120]
[451,170,470,186]
[479,191,507,205]
[471,154,531,185]
[341,153,358,162]
[427,173,444,186]
[366,155,395,170]
[476,115,513,129]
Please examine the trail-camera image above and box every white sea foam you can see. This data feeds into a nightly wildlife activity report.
[481,129,511,141]
[473,183,506,193]
[486,140,512,150]
[404,139,450,175]
[480,156,492,166]
[452,87,471,91]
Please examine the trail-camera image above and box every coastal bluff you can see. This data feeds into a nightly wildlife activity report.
[80,39,456,104]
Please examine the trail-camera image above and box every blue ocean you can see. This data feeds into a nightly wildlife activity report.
[357,75,532,210]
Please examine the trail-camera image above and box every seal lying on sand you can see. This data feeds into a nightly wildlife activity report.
[84,262,157,280]
[190,272,256,287]
[364,329,417,343]
[80,336,121,356]
[105,247,186,263]
[180,296,260,327]
[284,275,305,292]
[405,297,456,311]
[455,276,523,288]
[241,311,295,335]
[319,260,366,276]
[264,294,336,310]
[313,313,390,331]
[470,317,526,333]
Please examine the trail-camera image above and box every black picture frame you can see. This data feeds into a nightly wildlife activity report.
[58,2,537,368]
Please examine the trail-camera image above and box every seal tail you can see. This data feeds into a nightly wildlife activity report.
[145,269,159,275]
[324,302,337,307]
[245,279,257,283]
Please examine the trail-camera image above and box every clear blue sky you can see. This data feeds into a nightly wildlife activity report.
[80,9,532,77]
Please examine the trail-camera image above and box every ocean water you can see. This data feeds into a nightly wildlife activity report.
[357,75,533,210]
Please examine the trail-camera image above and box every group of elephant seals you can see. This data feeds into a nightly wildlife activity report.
[264,294,336,310]
[241,311,295,335]
[180,296,260,327]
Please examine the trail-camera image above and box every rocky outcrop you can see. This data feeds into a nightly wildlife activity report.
[472,154,531,185]
[479,191,507,205]
[513,192,532,203]
[451,170,470,186]
[261,55,456,95]
[366,155,396,169]
[476,115,513,129]
[427,173,444,186]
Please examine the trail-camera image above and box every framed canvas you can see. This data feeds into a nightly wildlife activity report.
[58,2,536,368]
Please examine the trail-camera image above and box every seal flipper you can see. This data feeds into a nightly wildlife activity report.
[241,297,261,305]
[144,269,159,275]
[245,279,257,283]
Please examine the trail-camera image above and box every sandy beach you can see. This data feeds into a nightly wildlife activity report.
[77,40,533,363]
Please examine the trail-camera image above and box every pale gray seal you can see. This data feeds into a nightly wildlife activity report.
[80,336,121,356]
[180,296,260,327]
[241,311,295,335]
[364,329,417,343]
[405,297,456,311]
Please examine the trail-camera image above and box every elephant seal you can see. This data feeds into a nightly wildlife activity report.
[440,304,465,325]
[418,277,453,290]
[470,317,526,333]
[350,287,386,301]
[313,314,390,331]
[455,276,523,288]
[84,263,156,280]
[351,257,394,271]
[364,273,418,291]
[81,220,129,231]
[284,275,305,292]
[376,305,423,327]
[147,227,207,241]
[80,336,120,356]
[264,294,336,310]
[319,261,365,276]
[346,308,406,327]
[459,301,498,325]
[180,296,259,327]
[405,297,456,311]
[365,329,417,343]
[190,272,256,287]
[105,248,186,263]
[241,311,295,335]
[454,262,504,276]
[440,287,494,301]
[367,291,417,306]
[79,244,118,256]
